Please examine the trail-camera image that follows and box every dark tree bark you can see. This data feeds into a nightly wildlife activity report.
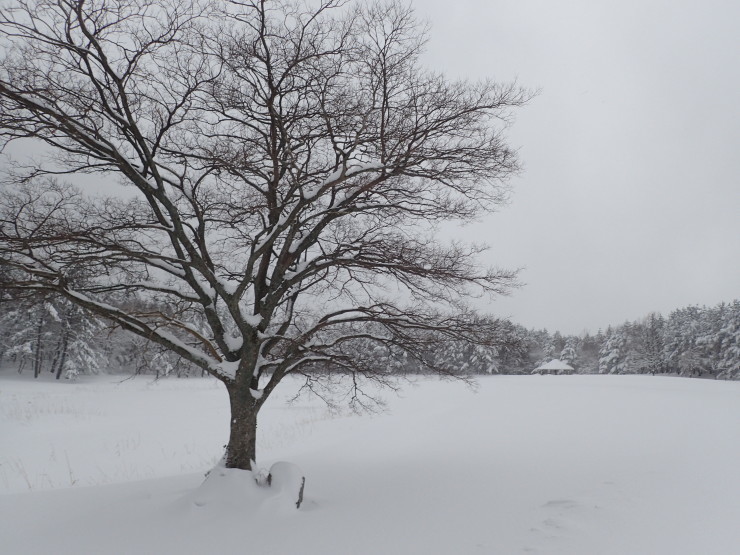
[55,327,70,380]
[49,334,63,376]
[225,383,259,470]
[33,315,44,379]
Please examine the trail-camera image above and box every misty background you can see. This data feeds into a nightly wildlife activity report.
[420,0,740,334]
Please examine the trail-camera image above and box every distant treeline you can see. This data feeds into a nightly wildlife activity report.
[0,293,206,380]
[519,301,739,380]
[0,290,737,380]
[398,300,739,380]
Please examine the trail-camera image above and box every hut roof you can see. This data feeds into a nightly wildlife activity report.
[534,359,574,372]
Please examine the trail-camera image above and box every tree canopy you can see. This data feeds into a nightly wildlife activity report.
[0,0,529,469]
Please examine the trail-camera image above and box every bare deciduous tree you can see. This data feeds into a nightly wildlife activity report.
[0,0,529,471]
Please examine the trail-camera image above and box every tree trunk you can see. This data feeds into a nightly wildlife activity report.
[55,329,70,380]
[33,316,44,379]
[49,335,63,375]
[224,382,259,471]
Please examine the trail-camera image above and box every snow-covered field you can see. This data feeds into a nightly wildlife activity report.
[1,373,738,555]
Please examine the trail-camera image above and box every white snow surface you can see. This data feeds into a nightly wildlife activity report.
[1,373,738,555]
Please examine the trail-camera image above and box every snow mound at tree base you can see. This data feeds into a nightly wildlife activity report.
[178,463,305,517]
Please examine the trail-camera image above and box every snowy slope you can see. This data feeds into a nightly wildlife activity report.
[1,374,738,554]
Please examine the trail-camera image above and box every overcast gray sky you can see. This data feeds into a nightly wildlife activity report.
[419,0,740,334]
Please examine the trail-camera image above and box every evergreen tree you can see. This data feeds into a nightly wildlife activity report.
[577,332,601,374]
[716,301,740,379]
[599,326,626,374]
[635,313,665,374]
[560,336,578,370]
[56,302,104,379]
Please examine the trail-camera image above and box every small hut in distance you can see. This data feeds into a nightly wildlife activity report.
[532,359,575,375]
